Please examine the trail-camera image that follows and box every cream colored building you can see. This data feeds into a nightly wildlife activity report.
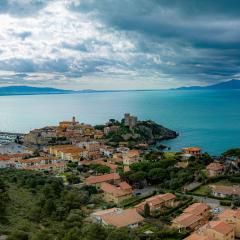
[123,150,140,165]
[197,221,235,240]
[100,181,133,204]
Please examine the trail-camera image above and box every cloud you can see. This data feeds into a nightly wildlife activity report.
[0,0,240,89]
[0,0,52,17]
[15,31,32,40]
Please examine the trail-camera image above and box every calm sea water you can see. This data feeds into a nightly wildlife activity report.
[0,90,239,155]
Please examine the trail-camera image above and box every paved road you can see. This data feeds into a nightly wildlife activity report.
[189,194,231,213]
[133,186,157,196]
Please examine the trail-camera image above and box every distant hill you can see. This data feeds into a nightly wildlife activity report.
[0,86,75,96]
[0,86,122,96]
[175,79,240,90]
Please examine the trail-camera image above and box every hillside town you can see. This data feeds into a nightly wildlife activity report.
[1,114,240,240]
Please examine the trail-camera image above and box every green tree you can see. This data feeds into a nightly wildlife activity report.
[66,173,81,184]
[106,228,132,240]
[0,178,9,219]
[81,223,107,240]
[144,203,150,217]
[147,168,167,184]
[7,230,29,240]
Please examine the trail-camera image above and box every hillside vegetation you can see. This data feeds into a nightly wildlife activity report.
[0,169,185,240]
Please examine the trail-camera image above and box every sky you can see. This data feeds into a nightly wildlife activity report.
[0,0,240,90]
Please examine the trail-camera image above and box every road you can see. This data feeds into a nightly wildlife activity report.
[189,194,231,213]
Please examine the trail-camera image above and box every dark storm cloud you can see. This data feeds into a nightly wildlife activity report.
[69,0,240,84]
[1,0,240,88]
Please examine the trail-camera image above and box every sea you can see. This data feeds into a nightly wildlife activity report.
[0,90,240,155]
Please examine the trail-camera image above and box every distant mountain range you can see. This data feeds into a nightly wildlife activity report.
[175,79,240,90]
[0,86,101,96]
[0,86,73,95]
[0,80,240,96]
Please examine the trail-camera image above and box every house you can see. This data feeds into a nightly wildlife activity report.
[23,162,66,172]
[86,173,121,187]
[183,203,211,220]
[206,163,224,177]
[135,193,176,214]
[77,141,100,153]
[91,208,144,228]
[100,181,133,204]
[210,185,240,198]
[0,153,29,168]
[49,145,88,161]
[123,150,140,165]
[184,233,212,240]
[79,160,118,172]
[172,213,205,231]
[94,130,104,139]
[0,155,15,168]
[91,208,121,222]
[218,209,240,238]
[124,165,130,173]
[182,147,202,157]
[197,221,235,240]
[172,202,211,231]
[100,145,114,158]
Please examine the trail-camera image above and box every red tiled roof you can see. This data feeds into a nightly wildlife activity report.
[184,203,210,216]
[119,181,132,190]
[206,163,224,171]
[101,209,144,228]
[173,213,203,228]
[86,173,120,185]
[135,193,176,211]
[101,182,132,197]
[182,147,201,152]
[218,209,240,219]
[208,221,234,235]
[0,156,11,161]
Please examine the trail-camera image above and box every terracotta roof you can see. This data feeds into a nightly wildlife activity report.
[182,147,201,152]
[209,221,234,235]
[135,193,176,211]
[86,173,120,185]
[173,213,203,228]
[126,150,140,157]
[119,181,132,190]
[218,209,240,219]
[101,209,144,228]
[206,163,224,171]
[184,233,212,240]
[91,208,121,217]
[101,182,132,196]
[184,203,210,216]
[0,156,11,161]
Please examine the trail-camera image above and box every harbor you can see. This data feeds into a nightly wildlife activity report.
[0,132,25,145]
